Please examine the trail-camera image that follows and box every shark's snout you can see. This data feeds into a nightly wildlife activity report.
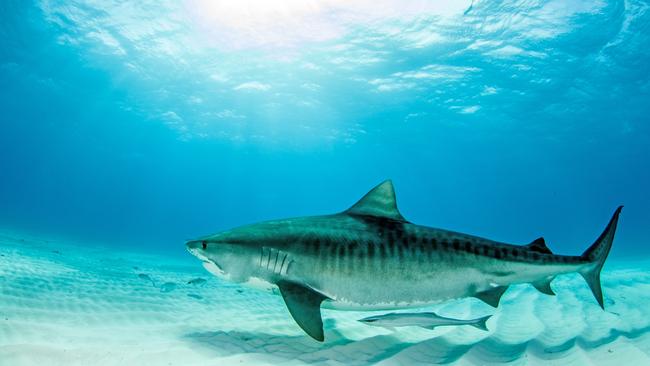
[185,238,235,281]
[186,240,209,260]
[186,240,206,250]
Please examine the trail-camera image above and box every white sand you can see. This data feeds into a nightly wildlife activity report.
[1,232,649,365]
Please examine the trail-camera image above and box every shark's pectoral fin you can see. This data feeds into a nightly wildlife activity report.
[474,286,508,307]
[532,277,556,296]
[277,280,329,342]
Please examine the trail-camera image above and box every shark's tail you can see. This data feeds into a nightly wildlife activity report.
[579,206,623,309]
[469,315,492,331]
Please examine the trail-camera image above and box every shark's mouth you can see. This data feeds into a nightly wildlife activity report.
[202,260,229,279]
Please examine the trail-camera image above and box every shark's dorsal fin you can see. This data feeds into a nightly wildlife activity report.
[277,280,329,342]
[345,180,406,222]
[474,286,508,307]
[526,237,553,254]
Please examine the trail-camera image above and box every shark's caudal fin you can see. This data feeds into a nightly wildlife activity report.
[469,315,492,331]
[579,206,623,309]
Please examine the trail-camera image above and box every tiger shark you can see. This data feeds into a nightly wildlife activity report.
[186,180,622,341]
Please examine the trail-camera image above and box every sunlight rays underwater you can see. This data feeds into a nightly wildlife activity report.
[35,0,646,146]
[2,0,650,365]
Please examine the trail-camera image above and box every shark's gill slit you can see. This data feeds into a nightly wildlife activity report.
[285,259,295,275]
[273,250,280,273]
[279,253,288,275]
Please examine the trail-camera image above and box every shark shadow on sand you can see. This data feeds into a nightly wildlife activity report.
[182,323,650,365]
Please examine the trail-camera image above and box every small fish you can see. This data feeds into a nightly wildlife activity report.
[137,273,156,287]
[187,293,203,300]
[187,278,207,285]
[159,282,177,293]
[359,312,491,331]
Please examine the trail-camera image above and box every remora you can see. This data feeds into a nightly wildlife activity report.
[186,180,622,341]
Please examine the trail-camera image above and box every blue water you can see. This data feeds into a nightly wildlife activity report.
[2,1,650,363]
[1,0,649,258]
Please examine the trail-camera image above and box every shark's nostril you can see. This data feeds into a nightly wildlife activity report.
[202,241,207,249]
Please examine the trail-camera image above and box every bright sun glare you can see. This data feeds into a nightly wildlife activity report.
[186,0,471,49]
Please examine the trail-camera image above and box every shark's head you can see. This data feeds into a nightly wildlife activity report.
[359,312,421,329]
[185,221,286,286]
[358,313,400,327]
[359,313,399,325]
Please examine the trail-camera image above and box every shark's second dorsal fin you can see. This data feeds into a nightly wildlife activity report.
[526,237,553,254]
[345,180,406,222]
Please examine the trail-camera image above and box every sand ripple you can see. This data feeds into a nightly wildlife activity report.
[1,233,650,365]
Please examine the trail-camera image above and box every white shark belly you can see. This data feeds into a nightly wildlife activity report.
[314,266,488,310]
[314,258,578,311]
[321,298,442,310]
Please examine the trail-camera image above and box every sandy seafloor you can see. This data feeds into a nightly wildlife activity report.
[1,232,650,366]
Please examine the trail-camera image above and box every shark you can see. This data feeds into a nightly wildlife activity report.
[359,311,491,331]
[186,180,622,341]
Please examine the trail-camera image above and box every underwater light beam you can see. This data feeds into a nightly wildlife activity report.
[185,0,473,49]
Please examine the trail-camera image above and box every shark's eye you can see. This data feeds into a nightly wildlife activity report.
[202,241,207,249]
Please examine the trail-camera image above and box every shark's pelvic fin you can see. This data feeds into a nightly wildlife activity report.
[345,180,407,222]
[579,206,623,309]
[277,280,329,341]
[532,277,556,296]
[526,237,553,254]
[474,286,508,307]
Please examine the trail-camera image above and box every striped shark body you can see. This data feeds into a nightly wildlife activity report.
[186,180,622,341]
